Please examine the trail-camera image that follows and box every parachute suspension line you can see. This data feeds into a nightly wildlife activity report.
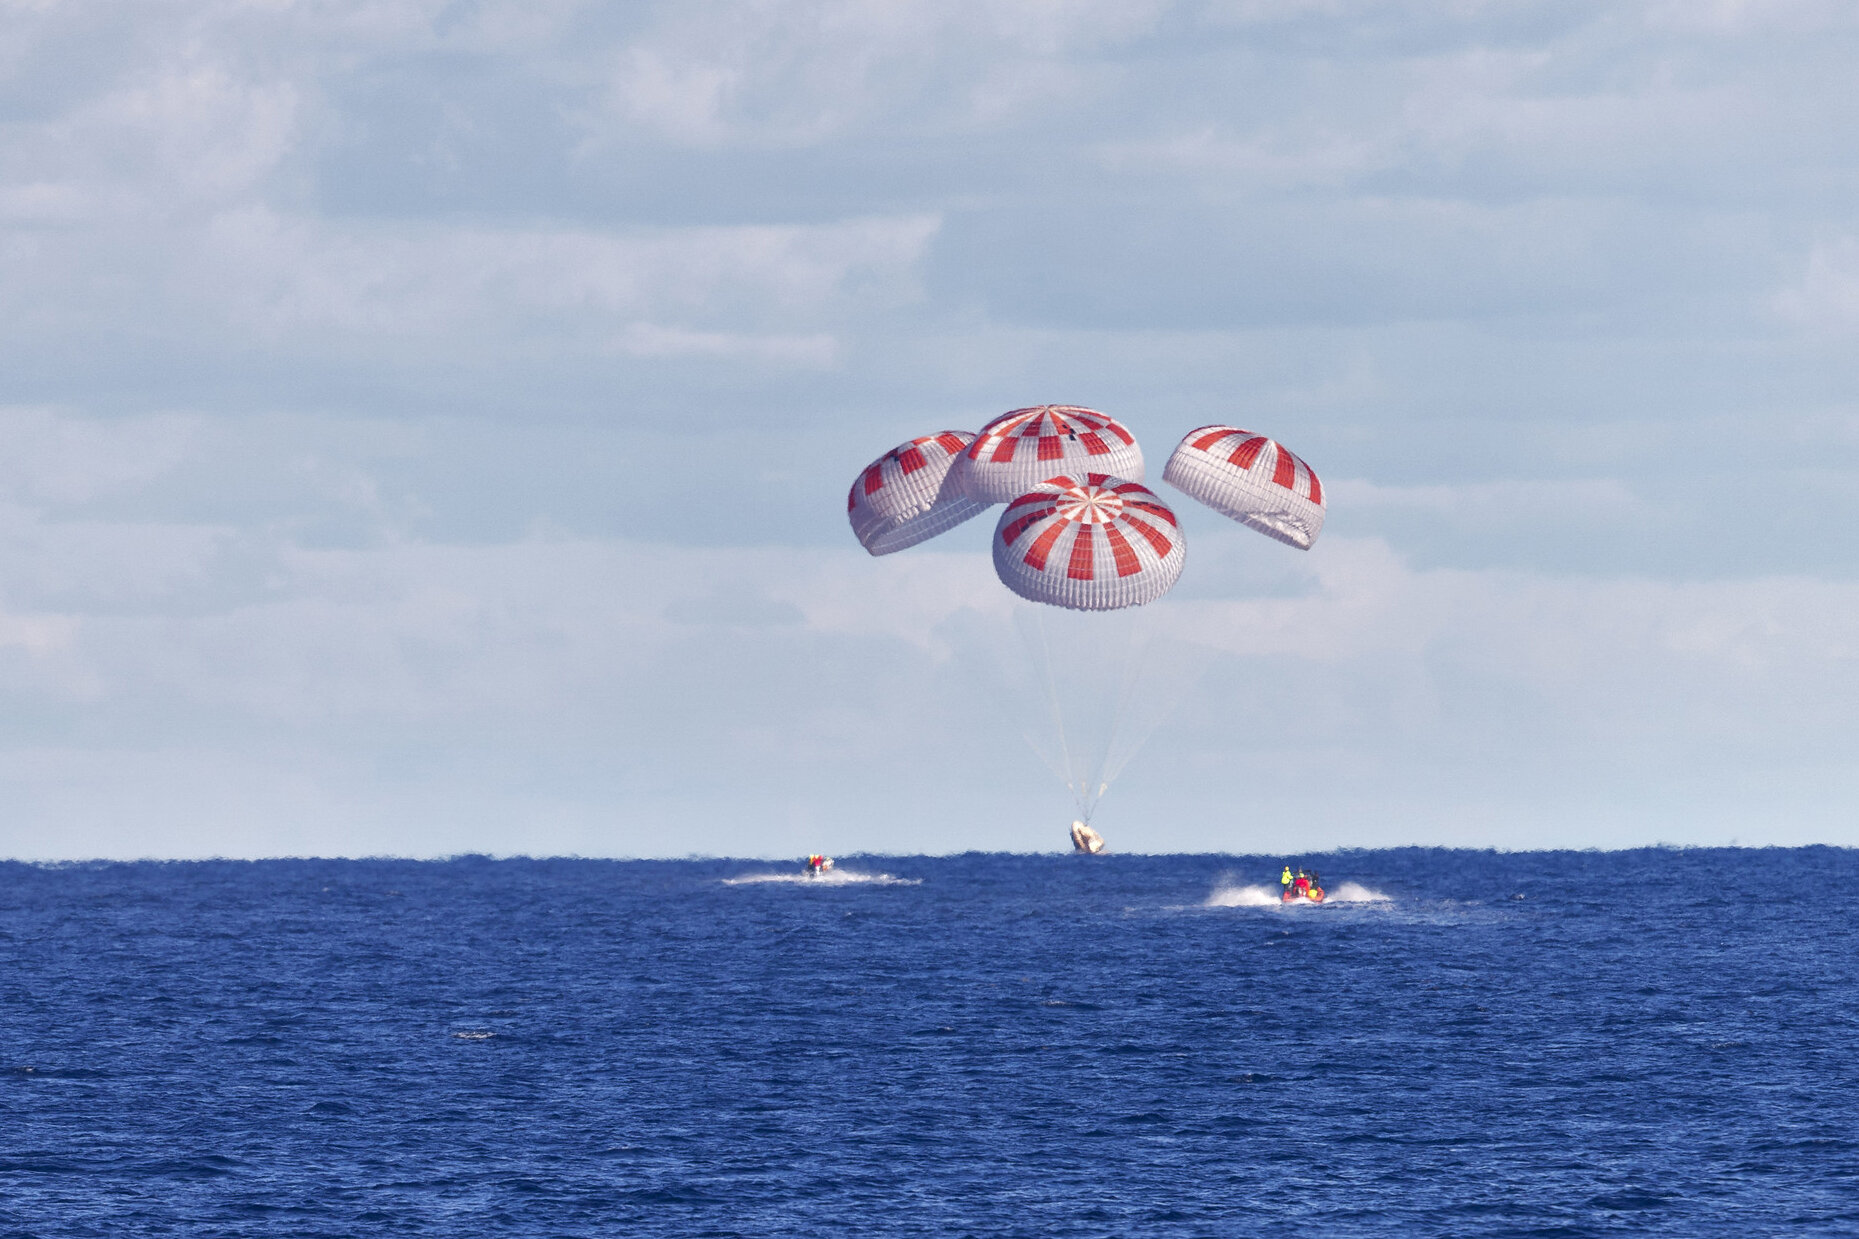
[1092,617,1133,806]
[1030,608,1088,821]
[1006,602,1202,830]
[1099,610,1150,794]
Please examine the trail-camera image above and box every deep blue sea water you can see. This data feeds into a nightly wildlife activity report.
[3,848,1857,1237]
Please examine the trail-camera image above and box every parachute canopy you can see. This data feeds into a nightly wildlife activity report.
[1162,425,1326,550]
[849,407,1326,832]
[991,473,1185,611]
[957,406,1143,504]
[847,431,988,556]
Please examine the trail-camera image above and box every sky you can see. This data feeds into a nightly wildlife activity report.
[2,0,1858,859]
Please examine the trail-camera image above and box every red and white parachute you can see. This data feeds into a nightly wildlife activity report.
[956,406,1143,505]
[846,407,1328,832]
[847,431,988,556]
[991,474,1185,611]
[1161,425,1326,550]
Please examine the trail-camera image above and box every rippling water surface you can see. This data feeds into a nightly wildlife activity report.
[4,848,1857,1236]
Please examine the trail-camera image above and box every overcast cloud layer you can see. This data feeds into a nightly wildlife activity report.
[3,0,1857,858]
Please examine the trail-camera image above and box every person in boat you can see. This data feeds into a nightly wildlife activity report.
[1281,865,1293,893]
[1293,869,1310,896]
[806,854,833,876]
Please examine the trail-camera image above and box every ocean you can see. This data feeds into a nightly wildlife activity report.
[3,848,1856,1236]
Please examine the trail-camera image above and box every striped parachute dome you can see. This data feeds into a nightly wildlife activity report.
[1162,425,1326,550]
[847,431,989,556]
[957,406,1144,504]
[991,473,1185,611]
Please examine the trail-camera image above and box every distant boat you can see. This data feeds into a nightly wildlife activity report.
[1070,822,1105,854]
[1280,866,1325,903]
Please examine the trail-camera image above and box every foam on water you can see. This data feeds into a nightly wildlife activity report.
[1203,883,1283,908]
[721,870,920,887]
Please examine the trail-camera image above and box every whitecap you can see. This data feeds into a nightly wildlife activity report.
[1204,883,1283,908]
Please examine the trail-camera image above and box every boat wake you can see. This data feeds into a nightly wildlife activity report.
[1205,881,1391,908]
[1203,883,1282,908]
[722,871,920,887]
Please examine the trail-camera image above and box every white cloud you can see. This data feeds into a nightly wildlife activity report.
[1,5,948,370]
[0,404,1852,857]
[199,210,939,342]
[0,406,200,504]
[1095,127,1389,190]
[1,1,1858,856]
[3,53,300,216]
[1640,0,1859,35]
[1166,537,1859,693]
[0,205,939,360]
[585,0,1169,148]
[0,611,72,656]
[1334,476,1645,518]
[1774,237,1859,336]
[611,323,840,367]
